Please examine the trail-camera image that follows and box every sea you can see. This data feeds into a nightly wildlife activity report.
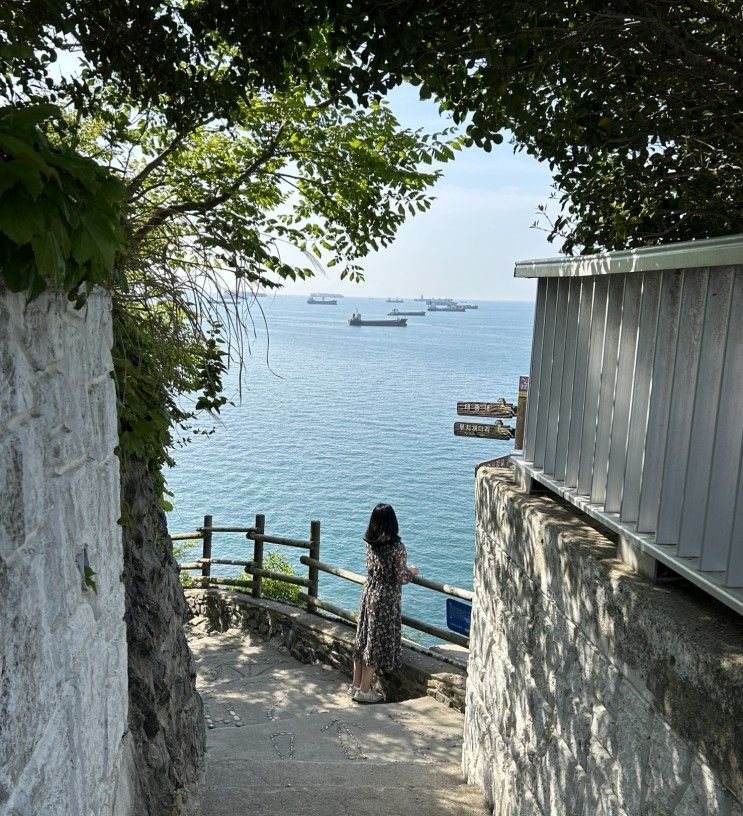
[166,294,534,642]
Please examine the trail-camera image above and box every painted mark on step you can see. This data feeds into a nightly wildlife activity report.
[321,719,367,760]
[270,732,295,760]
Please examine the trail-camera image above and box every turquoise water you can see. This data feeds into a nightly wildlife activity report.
[167,295,534,639]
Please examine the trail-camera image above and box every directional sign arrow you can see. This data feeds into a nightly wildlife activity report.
[457,399,516,418]
[454,421,514,440]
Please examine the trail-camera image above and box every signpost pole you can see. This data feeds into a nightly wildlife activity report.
[515,376,529,451]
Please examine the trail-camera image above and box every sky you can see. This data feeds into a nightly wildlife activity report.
[286,84,561,302]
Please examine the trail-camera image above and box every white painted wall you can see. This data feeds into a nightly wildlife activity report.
[0,286,130,816]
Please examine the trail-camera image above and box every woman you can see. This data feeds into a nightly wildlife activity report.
[351,503,418,703]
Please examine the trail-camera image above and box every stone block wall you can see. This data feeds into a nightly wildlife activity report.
[120,453,205,816]
[0,286,130,815]
[463,466,743,816]
[185,589,467,710]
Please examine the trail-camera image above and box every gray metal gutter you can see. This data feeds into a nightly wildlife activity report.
[514,233,743,279]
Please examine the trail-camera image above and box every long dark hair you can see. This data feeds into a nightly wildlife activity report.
[364,503,401,551]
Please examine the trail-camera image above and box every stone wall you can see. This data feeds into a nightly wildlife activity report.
[463,466,743,816]
[120,453,205,816]
[185,589,467,711]
[0,286,130,815]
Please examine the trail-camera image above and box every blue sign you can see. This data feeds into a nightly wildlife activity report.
[446,598,471,637]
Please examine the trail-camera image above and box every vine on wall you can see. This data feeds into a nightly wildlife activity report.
[0,104,126,303]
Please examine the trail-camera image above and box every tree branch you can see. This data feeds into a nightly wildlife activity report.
[132,122,287,242]
[127,121,210,196]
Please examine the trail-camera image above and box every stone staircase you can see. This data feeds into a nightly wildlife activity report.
[187,619,489,816]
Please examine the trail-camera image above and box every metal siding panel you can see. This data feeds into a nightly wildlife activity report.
[565,279,595,488]
[578,277,609,495]
[533,277,558,469]
[554,278,582,482]
[701,269,743,571]
[605,274,642,514]
[621,272,662,524]
[523,279,547,462]
[544,279,570,475]
[678,270,734,557]
[656,270,708,544]
[726,458,743,587]
[637,271,683,533]
[591,275,625,505]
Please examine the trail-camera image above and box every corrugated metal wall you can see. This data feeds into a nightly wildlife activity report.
[521,266,743,612]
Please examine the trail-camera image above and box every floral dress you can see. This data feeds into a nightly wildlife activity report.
[353,539,414,670]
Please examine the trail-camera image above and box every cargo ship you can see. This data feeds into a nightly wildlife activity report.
[307,294,337,305]
[349,311,407,327]
[388,308,425,317]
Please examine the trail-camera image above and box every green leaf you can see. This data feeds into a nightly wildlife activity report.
[0,134,55,177]
[83,565,98,594]
[0,194,46,245]
[79,207,118,270]
[0,160,45,199]
[31,231,66,279]
[0,103,60,130]
[0,252,33,291]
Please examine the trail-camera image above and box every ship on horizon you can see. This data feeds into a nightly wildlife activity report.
[307,293,338,305]
[349,310,407,327]
[389,308,425,317]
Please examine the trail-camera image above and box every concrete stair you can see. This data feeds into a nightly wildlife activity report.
[187,619,489,816]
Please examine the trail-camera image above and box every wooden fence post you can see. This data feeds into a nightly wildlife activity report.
[252,513,265,598]
[201,514,212,585]
[308,520,320,613]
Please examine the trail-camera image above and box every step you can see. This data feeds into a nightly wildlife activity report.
[205,698,465,765]
[203,757,489,816]
[198,659,353,727]
[188,623,489,816]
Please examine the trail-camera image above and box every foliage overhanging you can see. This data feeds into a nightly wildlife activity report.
[2,1,740,490]
[0,12,460,486]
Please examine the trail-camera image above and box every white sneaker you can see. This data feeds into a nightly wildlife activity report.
[353,687,384,704]
[347,684,358,697]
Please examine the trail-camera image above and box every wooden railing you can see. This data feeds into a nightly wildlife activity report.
[175,513,472,648]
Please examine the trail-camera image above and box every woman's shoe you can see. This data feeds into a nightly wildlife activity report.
[347,684,358,697]
[353,687,384,704]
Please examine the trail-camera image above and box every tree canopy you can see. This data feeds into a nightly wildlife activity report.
[5,1,741,253]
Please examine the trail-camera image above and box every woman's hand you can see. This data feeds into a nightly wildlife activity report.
[408,564,419,577]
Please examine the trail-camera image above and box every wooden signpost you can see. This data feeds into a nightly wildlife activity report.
[454,377,529,452]
[515,376,529,450]
[454,420,514,440]
[456,399,516,418]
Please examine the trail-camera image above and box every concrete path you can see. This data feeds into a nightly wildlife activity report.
[187,617,489,816]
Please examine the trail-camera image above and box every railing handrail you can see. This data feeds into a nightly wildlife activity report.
[300,555,473,601]
[186,526,313,549]
[175,513,472,648]
[200,526,254,533]
[296,592,469,649]
[248,532,312,549]
[194,557,254,568]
